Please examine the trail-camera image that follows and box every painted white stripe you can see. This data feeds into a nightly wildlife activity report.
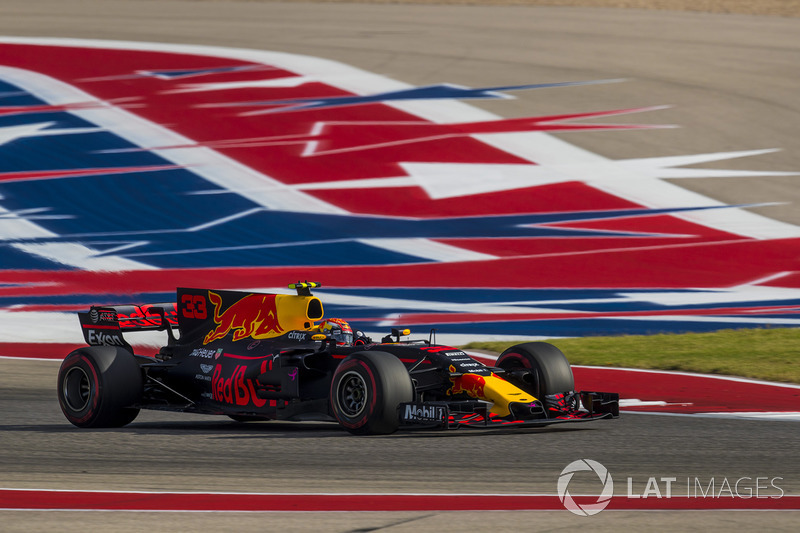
[311,291,574,315]
[699,412,800,421]
[476,132,800,240]
[620,285,800,307]
[0,122,55,144]
[9,242,152,271]
[619,399,692,408]
[357,238,497,262]
[614,314,800,326]
[625,411,800,422]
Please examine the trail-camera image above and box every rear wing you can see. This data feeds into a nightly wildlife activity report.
[78,303,178,350]
[78,283,325,348]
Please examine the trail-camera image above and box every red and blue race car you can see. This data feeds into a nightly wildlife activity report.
[57,282,618,435]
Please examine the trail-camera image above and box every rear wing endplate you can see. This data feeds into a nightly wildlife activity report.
[78,303,178,349]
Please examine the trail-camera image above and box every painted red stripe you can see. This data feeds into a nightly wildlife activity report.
[1,490,797,511]
[0,165,183,184]
[572,366,800,413]
[384,304,800,326]
[0,102,100,117]
[1,237,799,301]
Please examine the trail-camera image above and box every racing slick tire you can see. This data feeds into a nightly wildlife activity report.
[330,351,414,435]
[57,346,143,428]
[496,342,575,398]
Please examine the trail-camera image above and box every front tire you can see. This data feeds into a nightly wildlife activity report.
[330,351,413,435]
[496,342,575,398]
[57,346,143,428]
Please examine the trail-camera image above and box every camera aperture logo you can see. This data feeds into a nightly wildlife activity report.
[557,459,614,516]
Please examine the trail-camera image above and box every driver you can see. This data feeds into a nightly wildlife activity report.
[317,318,370,345]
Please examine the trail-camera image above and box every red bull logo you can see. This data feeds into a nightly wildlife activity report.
[448,371,536,417]
[449,373,487,399]
[211,364,267,407]
[204,291,283,344]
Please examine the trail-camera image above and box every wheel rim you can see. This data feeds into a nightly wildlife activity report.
[337,370,368,417]
[501,353,530,369]
[500,353,540,396]
[62,366,92,412]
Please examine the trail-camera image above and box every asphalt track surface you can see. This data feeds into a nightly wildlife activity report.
[2,358,799,531]
[1,0,799,530]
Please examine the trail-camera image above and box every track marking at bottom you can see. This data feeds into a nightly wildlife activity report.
[623,410,800,421]
[1,489,798,512]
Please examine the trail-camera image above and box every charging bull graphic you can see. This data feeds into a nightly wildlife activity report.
[204,291,283,344]
[450,373,488,399]
[449,366,540,417]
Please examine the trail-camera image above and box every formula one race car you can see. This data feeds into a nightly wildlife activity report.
[57,283,618,435]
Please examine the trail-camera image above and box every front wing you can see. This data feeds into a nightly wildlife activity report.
[399,391,619,429]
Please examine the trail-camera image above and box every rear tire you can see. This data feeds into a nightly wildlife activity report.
[496,342,574,398]
[330,351,413,435]
[57,346,143,428]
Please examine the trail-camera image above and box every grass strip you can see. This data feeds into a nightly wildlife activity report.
[462,327,800,384]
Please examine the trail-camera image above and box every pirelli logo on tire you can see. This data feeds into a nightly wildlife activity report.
[399,402,448,425]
